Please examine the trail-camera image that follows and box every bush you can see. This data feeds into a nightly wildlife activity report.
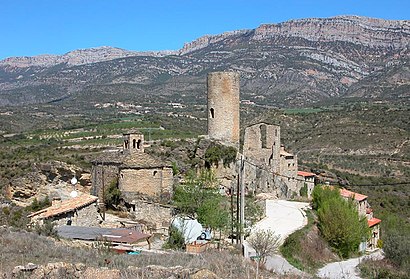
[383,233,410,269]
[163,225,185,250]
[34,220,58,239]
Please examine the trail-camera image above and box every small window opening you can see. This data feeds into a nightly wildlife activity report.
[133,139,136,149]
[210,108,215,119]
[260,124,267,148]
[153,170,158,176]
[124,140,129,149]
[137,139,142,149]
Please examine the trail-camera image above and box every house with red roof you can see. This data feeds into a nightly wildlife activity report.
[28,193,102,227]
[297,171,316,198]
[339,188,381,251]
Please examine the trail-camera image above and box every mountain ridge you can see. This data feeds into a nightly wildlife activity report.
[0,15,408,107]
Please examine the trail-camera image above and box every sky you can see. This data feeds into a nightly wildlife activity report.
[1,0,409,60]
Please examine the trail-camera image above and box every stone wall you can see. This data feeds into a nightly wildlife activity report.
[119,167,173,202]
[42,202,102,227]
[243,123,280,172]
[242,123,300,198]
[130,201,173,233]
[207,72,240,146]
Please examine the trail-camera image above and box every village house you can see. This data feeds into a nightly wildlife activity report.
[339,188,381,251]
[28,193,101,227]
[297,171,316,198]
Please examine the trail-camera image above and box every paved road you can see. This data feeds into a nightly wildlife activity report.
[317,250,384,279]
[244,199,310,275]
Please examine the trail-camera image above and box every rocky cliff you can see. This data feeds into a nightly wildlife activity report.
[0,16,408,107]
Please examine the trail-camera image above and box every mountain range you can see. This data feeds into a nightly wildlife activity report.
[0,15,409,107]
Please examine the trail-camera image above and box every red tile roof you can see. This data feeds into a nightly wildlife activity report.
[28,194,98,219]
[297,171,316,177]
[340,188,368,201]
[368,218,381,227]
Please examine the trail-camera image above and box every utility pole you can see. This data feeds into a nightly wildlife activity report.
[240,154,245,245]
[236,174,240,245]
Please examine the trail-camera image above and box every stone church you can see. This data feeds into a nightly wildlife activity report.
[91,129,174,229]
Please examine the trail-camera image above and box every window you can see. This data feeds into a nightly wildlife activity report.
[133,139,136,149]
[137,139,142,149]
[210,108,215,118]
[153,170,158,176]
[124,140,129,149]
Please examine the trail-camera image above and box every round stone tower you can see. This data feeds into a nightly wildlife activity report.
[207,72,240,146]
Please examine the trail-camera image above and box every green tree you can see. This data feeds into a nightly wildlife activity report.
[313,185,369,258]
[104,179,121,208]
[173,169,229,235]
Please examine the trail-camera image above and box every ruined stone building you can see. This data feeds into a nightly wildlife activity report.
[91,130,173,229]
[242,123,298,197]
[206,72,301,198]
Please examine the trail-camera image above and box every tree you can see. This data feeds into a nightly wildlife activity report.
[313,185,369,258]
[173,169,229,236]
[104,179,121,208]
[247,229,281,265]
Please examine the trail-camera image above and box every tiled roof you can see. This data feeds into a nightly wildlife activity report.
[368,218,381,227]
[122,152,171,168]
[340,188,368,201]
[28,194,98,219]
[91,151,171,168]
[297,171,316,177]
[280,150,294,157]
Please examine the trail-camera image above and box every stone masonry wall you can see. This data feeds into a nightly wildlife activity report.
[243,123,281,173]
[207,72,240,146]
[119,167,173,202]
[130,201,173,232]
[46,202,101,227]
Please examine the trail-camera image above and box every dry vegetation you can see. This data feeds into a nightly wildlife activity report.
[0,226,285,279]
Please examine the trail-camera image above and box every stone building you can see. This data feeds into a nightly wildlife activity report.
[297,171,316,198]
[91,130,174,229]
[242,123,299,198]
[28,193,101,227]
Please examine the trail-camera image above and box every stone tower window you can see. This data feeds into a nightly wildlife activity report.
[133,139,136,149]
[137,139,142,149]
[153,170,158,176]
[124,140,129,149]
[260,124,267,148]
[210,108,215,119]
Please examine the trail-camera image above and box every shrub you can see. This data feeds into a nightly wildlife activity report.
[163,225,185,250]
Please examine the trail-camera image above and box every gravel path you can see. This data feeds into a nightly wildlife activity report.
[243,199,310,276]
[317,250,384,279]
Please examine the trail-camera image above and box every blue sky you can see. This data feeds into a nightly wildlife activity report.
[1,0,409,59]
